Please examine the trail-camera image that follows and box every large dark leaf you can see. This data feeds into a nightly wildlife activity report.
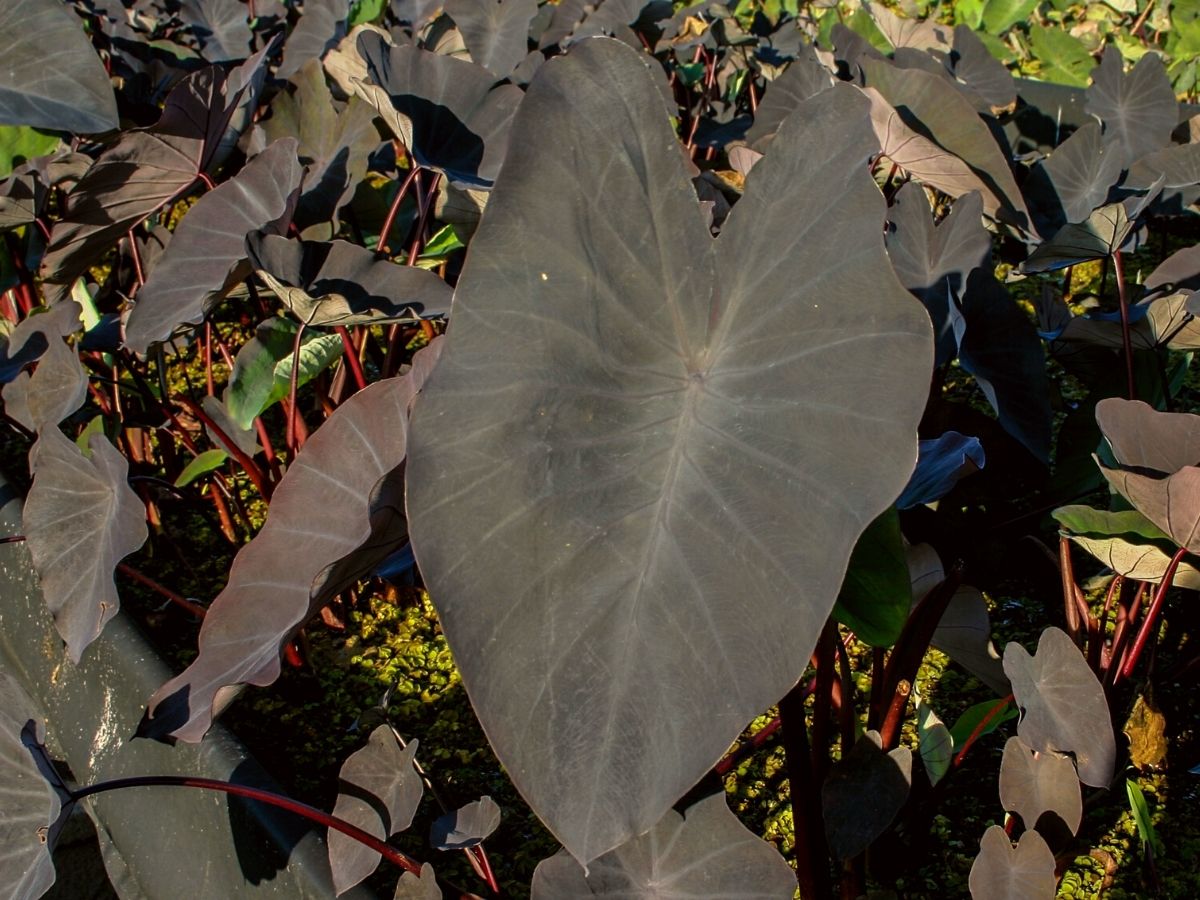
[180,0,253,62]
[998,735,1082,836]
[124,138,303,354]
[405,39,932,863]
[530,793,796,898]
[38,49,271,301]
[141,340,442,742]
[897,431,985,509]
[1024,121,1124,235]
[0,0,119,134]
[0,674,63,900]
[429,796,500,851]
[329,727,422,895]
[1003,627,1115,787]
[0,301,82,384]
[822,730,912,860]
[279,0,350,78]
[355,32,524,188]
[1085,49,1178,170]
[2,333,86,433]
[246,232,452,326]
[446,0,539,79]
[968,826,1056,900]
[861,57,1030,228]
[743,43,834,148]
[1020,182,1163,274]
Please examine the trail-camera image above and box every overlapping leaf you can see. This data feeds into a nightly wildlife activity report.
[429,796,500,851]
[0,0,119,134]
[1024,121,1123,235]
[1003,627,1115,787]
[897,431,986,509]
[1085,49,1178,170]
[968,826,1056,900]
[180,0,252,62]
[246,232,452,326]
[354,32,523,188]
[279,0,350,78]
[1020,186,1162,274]
[1053,505,1200,589]
[124,138,303,354]
[743,43,834,148]
[141,340,442,742]
[446,0,539,78]
[329,727,422,895]
[530,793,796,898]
[405,39,931,864]
[834,507,911,647]
[998,736,1081,836]
[822,730,912,860]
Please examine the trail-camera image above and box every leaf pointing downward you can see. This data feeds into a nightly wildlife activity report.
[406,38,931,864]
[141,340,443,743]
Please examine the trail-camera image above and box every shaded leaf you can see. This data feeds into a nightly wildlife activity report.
[355,32,524,188]
[834,507,910,648]
[1024,121,1124,235]
[180,0,252,62]
[0,674,62,900]
[897,431,986,509]
[916,691,952,787]
[124,138,303,354]
[968,826,1056,900]
[822,730,912,860]
[743,43,834,148]
[24,428,148,662]
[1085,48,1178,170]
[932,586,1010,696]
[530,793,796,899]
[39,50,271,300]
[0,127,59,179]
[998,735,1082,835]
[330,728,422,895]
[0,301,82,384]
[280,0,350,79]
[1003,627,1116,787]
[141,340,443,742]
[406,40,932,864]
[429,796,500,851]
[446,0,539,78]
[0,0,119,134]
[1020,184,1162,274]
[1052,505,1200,589]
[1146,243,1200,294]
[225,316,326,430]
[247,232,452,326]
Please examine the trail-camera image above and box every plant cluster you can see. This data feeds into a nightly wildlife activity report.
[2,0,1200,897]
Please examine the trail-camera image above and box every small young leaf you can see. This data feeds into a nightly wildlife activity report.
[392,863,442,900]
[175,449,229,488]
[1126,779,1164,856]
[916,691,953,787]
[948,698,1018,750]
[430,796,500,851]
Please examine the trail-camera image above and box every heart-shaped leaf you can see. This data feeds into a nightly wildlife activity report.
[179,0,252,63]
[1003,627,1115,787]
[743,43,834,148]
[446,0,539,78]
[124,138,303,354]
[1085,48,1178,170]
[429,796,500,851]
[405,39,931,863]
[998,735,1082,836]
[530,793,796,899]
[247,232,452,326]
[931,586,1010,696]
[355,32,523,188]
[2,334,86,434]
[392,864,442,900]
[330,728,422,895]
[968,826,1056,900]
[279,0,350,78]
[0,673,65,900]
[141,340,442,742]
[0,0,118,134]
[822,730,912,860]
[1024,121,1124,235]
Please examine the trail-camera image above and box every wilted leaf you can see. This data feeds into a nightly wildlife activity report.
[822,730,912,860]
[406,40,931,864]
[0,0,118,134]
[141,340,442,742]
[124,138,303,354]
[998,735,1082,835]
[430,796,500,851]
[531,793,796,898]
[968,826,1056,900]
[1004,627,1116,787]
[329,728,422,895]
[247,232,451,326]
[1124,693,1168,771]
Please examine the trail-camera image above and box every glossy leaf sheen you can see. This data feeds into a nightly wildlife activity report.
[429,796,500,850]
[998,736,1082,835]
[1003,627,1115,787]
[142,341,442,742]
[530,793,797,898]
[125,138,303,354]
[969,826,1056,900]
[0,0,118,134]
[406,39,932,864]
[329,728,422,895]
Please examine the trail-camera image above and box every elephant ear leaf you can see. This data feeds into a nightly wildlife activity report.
[141,340,443,743]
[405,38,931,864]
[969,826,1056,900]
[0,0,118,134]
[1084,48,1178,170]
[430,796,500,851]
[1003,627,1115,787]
[531,793,797,899]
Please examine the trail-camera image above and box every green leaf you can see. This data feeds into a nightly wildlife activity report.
[953,0,987,30]
[175,449,229,487]
[1029,25,1094,87]
[948,698,1018,750]
[349,0,387,25]
[265,332,345,410]
[833,507,910,647]
[677,62,706,86]
[982,0,1038,35]
[845,7,893,54]
[418,224,465,260]
[0,125,58,178]
[916,690,953,787]
[74,414,105,454]
[1126,779,1164,856]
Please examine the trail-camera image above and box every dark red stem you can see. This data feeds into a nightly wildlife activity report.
[335,325,368,392]
[116,563,206,618]
[952,694,1014,767]
[378,164,421,254]
[1120,548,1189,681]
